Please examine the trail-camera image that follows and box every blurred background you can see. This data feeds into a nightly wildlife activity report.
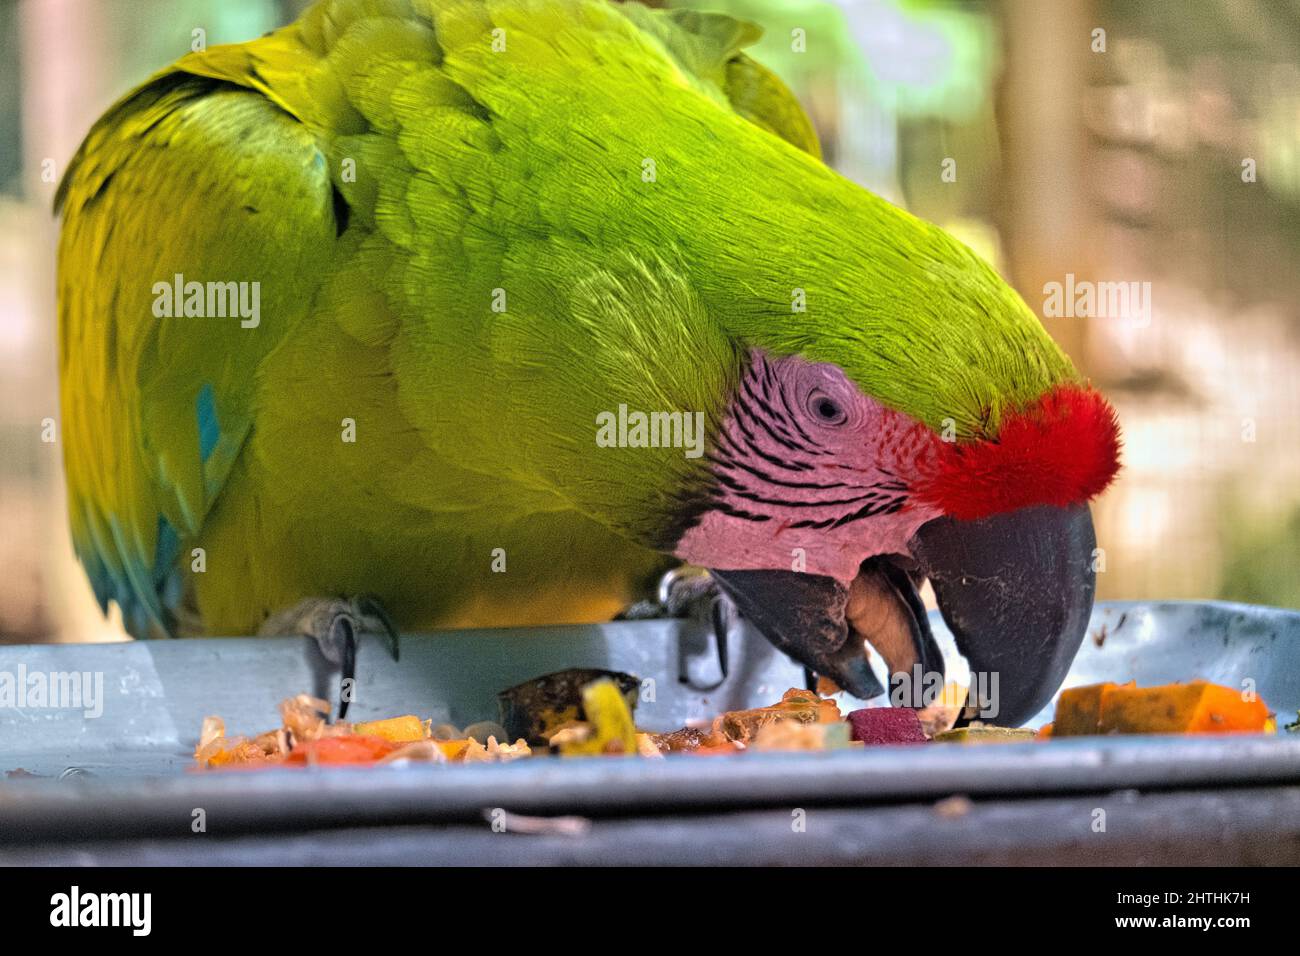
[0,0,1297,644]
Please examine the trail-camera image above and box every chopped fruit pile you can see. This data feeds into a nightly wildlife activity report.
[652,688,849,754]
[194,694,532,769]
[193,676,1280,770]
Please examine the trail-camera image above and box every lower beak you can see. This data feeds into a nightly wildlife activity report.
[709,503,1097,727]
[709,568,886,700]
[710,556,944,704]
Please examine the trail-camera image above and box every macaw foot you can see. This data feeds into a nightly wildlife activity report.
[258,595,399,720]
[620,565,727,621]
[619,566,735,687]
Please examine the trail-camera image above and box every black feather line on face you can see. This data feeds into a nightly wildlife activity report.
[727,402,816,473]
[734,389,807,456]
[712,462,870,493]
[712,502,772,522]
[711,462,883,509]
[724,487,885,509]
[772,368,821,447]
[783,496,906,530]
[739,372,829,456]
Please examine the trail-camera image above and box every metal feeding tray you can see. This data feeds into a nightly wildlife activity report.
[1,600,1299,865]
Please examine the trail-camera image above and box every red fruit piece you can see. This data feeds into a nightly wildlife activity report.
[846,708,928,745]
[283,734,399,765]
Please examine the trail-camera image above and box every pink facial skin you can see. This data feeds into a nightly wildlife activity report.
[674,350,943,582]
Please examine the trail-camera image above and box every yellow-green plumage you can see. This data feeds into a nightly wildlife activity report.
[56,0,820,636]
[57,0,1073,639]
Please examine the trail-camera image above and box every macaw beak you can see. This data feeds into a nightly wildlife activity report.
[710,503,1096,727]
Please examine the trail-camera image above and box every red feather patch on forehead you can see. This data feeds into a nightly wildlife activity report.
[911,384,1121,521]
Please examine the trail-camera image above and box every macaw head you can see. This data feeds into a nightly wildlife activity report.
[666,199,1121,726]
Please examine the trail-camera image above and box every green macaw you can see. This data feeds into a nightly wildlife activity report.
[57,0,1120,724]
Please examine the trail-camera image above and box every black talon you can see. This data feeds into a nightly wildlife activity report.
[332,615,358,721]
[709,594,730,681]
[265,596,400,722]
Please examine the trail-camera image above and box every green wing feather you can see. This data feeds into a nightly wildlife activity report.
[56,38,339,635]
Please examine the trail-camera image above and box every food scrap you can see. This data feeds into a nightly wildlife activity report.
[497,668,640,745]
[932,725,1039,744]
[553,679,640,756]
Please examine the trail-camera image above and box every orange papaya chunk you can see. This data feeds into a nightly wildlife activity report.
[351,715,428,743]
[1098,681,1269,735]
[1052,681,1271,736]
[1053,682,1133,736]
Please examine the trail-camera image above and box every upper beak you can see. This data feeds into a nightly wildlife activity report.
[709,503,1097,727]
[908,503,1097,726]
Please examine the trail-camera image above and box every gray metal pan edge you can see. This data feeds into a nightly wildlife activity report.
[2,734,1300,845]
[0,600,1297,841]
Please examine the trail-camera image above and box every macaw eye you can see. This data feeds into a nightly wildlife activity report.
[807,389,847,425]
